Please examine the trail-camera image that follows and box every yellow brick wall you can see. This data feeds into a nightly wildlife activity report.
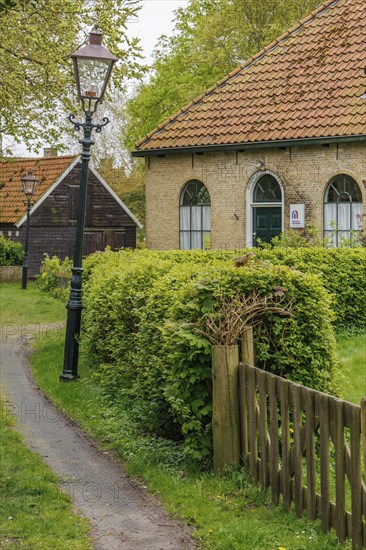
[144,142,366,249]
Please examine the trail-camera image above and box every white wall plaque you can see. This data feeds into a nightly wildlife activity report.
[289,204,305,228]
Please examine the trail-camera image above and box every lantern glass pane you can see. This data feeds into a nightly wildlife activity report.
[77,58,111,98]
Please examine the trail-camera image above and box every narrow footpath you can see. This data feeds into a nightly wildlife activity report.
[0,331,194,550]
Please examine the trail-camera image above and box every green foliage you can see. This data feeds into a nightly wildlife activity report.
[82,249,340,461]
[0,0,144,151]
[0,235,24,265]
[252,247,366,332]
[124,0,320,148]
[35,253,72,300]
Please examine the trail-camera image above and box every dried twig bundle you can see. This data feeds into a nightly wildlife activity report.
[198,290,293,346]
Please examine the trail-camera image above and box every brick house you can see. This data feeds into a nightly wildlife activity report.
[0,150,141,275]
[133,0,366,249]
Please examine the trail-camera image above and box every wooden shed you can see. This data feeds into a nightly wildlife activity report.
[0,152,142,276]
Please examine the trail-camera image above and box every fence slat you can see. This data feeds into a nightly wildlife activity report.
[292,384,303,517]
[269,374,279,505]
[361,398,366,484]
[349,405,362,549]
[257,370,269,488]
[317,392,331,533]
[303,387,316,520]
[334,399,347,543]
[247,366,258,481]
[279,378,291,511]
[239,364,248,466]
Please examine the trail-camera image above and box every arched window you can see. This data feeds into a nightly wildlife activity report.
[324,175,363,246]
[180,180,211,249]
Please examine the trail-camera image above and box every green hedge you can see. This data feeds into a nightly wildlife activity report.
[0,236,24,266]
[82,249,339,462]
[253,248,366,332]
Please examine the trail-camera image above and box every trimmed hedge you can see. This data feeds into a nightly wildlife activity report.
[0,236,24,266]
[82,249,340,461]
[253,248,366,332]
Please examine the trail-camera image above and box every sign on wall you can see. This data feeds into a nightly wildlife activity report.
[289,204,305,228]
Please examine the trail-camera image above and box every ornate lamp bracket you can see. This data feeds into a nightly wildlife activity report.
[68,114,110,134]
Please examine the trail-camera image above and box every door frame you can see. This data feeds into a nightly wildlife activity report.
[246,170,284,246]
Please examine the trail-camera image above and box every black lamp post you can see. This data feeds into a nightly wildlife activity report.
[21,170,38,290]
[60,26,118,381]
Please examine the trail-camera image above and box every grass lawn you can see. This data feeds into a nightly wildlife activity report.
[0,399,92,549]
[0,282,66,325]
[336,332,366,404]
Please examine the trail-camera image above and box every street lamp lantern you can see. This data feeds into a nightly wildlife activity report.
[21,169,38,199]
[60,26,118,382]
[71,25,118,112]
[21,170,38,289]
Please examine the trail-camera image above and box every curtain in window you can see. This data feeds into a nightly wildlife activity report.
[324,175,363,246]
[180,181,211,250]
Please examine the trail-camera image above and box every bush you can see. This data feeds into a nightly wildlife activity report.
[0,236,24,266]
[82,249,339,462]
[252,248,366,332]
[35,254,72,300]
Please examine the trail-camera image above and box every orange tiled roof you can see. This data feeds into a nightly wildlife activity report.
[136,0,366,152]
[0,155,77,225]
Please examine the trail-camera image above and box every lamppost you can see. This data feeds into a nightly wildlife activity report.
[21,170,38,290]
[60,26,118,381]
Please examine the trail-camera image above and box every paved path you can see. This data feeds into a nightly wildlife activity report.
[0,329,194,549]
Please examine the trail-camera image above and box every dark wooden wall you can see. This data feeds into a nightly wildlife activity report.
[1,163,138,276]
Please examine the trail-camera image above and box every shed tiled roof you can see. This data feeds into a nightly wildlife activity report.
[136,0,366,153]
[0,156,77,224]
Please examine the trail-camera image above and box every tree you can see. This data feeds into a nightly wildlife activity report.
[0,0,144,152]
[124,0,321,149]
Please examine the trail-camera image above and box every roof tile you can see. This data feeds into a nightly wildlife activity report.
[0,156,77,224]
[136,0,366,152]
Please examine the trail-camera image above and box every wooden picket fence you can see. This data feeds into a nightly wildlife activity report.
[212,328,366,549]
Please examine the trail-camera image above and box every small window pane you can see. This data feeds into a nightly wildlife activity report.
[180,207,190,230]
[191,231,202,249]
[352,203,363,230]
[337,203,350,231]
[191,206,201,230]
[203,232,211,249]
[202,206,211,231]
[324,203,336,231]
[180,232,190,250]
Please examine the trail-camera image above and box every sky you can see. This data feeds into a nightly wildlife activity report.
[9,0,188,157]
[129,0,188,63]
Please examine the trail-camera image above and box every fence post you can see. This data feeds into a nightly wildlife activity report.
[242,326,255,366]
[212,344,240,473]
[361,397,366,483]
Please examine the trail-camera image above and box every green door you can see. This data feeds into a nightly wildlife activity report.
[253,207,282,245]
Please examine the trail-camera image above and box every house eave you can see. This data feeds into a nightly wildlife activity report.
[132,134,366,158]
